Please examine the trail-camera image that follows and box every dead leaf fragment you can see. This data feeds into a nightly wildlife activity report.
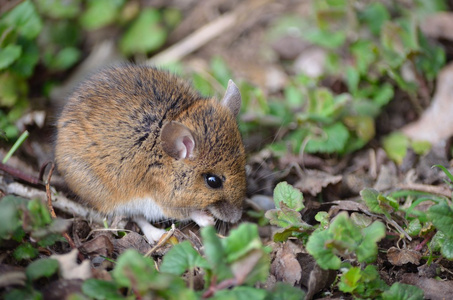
[51,249,92,280]
[402,62,453,143]
[295,169,342,196]
[79,235,114,257]
[270,242,302,286]
[401,272,453,300]
[387,247,422,266]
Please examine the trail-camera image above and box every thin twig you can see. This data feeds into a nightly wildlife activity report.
[144,224,176,257]
[0,162,42,185]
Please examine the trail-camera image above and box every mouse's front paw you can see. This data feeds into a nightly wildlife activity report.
[190,210,215,227]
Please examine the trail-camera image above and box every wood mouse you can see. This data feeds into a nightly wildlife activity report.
[55,64,246,242]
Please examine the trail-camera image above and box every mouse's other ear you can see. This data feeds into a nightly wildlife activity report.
[220,80,242,117]
[161,121,196,160]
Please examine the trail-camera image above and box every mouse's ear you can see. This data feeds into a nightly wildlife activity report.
[161,121,196,160]
[220,80,242,117]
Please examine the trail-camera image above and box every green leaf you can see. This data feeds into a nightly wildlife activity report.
[441,236,453,259]
[10,40,39,77]
[0,195,26,240]
[382,282,424,300]
[5,288,42,300]
[82,279,123,300]
[35,0,81,19]
[120,8,167,55]
[273,182,304,211]
[112,249,172,293]
[80,0,124,30]
[306,229,341,270]
[223,223,264,263]
[13,242,39,260]
[45,47,81,71]
[382,132,410,165]
[360,188,384,214]
[212,286,267,300]
[2,0,42,40]
[356,221,386,263]
[0,72,28,107]
[406,219,422,237]
[26,258,59,281]
[305,122,350,154]
[338,266,361,293]
[429,201,453,238]
[0,44,22,70]
[358,2,390,35]
[267,282,306,300]
[201,226,232,282]
[160,241,208,275]
[265,207,306,229]
[211,56,232,84]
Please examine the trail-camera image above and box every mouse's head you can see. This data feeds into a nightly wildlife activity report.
[159,81,246,224]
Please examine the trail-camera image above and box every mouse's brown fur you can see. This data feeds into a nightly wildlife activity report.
[55,65,245,223]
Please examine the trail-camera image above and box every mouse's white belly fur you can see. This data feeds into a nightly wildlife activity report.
[114,196,166,221]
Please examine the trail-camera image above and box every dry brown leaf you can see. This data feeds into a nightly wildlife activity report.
[295,169,342,196]
[114,231,152,255]
[402,62,453,142]
[51,249,92,280]
[270,242,302,286]
[387,247,422,266]
[401,273,453,300]
[79,235,114,257]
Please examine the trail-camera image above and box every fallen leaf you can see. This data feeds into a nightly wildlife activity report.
[270,242,302,286]
[387,247,422,266]
[401,272,453,300]
[51,249,92,280]
[80,235,114,257]
[402,62,453,143]
[295,169,342,196]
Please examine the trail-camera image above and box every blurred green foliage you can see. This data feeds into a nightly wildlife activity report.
[261,0,446,155]
[0,0,180,141]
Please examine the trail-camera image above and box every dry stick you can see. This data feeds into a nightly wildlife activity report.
[144,224,176,258]
[42,162,80,257]
[147,0,270,65]
[397,183,452,198]
[0,162,42,185]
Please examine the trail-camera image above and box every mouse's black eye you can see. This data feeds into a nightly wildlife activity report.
[204,174,223,189]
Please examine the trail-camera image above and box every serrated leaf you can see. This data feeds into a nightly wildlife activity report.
[13,242,38,260]
[160,241,208,275]
[223,223,263,263]
[429,201,453,237]
[82,279,123,300]
[120,8,166,55]
[406,219,422,237]
[441,236,453,259]
[112,249,172,292]
[306,229,341,270]
[265,207,304,229]
[382,282,424,300]
[273,182,304,211]
[356,221,386,263]
[26,258,59,281]
[305,122,350,154]
[360,188,384,214]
